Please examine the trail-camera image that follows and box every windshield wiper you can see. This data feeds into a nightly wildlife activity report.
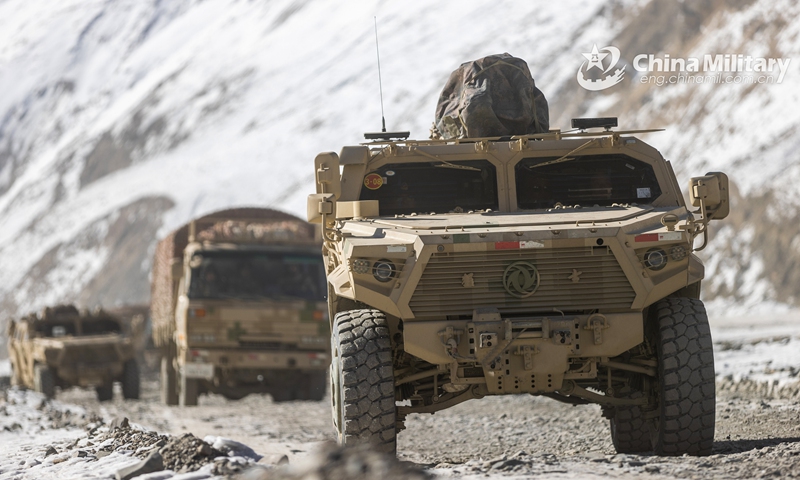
[432,161,481,171]
[410,146,481,171]
[527,138,601,169]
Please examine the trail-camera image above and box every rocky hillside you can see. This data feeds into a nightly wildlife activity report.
[0,0,797,331]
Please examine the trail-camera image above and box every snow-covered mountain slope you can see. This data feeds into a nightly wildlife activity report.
[0,0,798,325]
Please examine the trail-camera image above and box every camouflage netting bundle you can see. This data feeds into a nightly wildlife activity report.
[432,53,549,139]
[196,220,313,244]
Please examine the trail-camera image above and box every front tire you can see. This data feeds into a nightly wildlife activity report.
[331,309,396,454]
[160,344,178,406]
[96,382,113,402]
[651,297,715,456]
[122,359,140,400]
[34,365,55,399]
[179,375,199,406]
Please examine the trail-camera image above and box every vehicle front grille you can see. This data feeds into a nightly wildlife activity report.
[409,246,635,318]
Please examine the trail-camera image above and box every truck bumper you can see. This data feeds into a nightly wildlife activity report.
[403,310,644,395]
[181,348,328,380]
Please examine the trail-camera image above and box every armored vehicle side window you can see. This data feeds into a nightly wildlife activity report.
[188,251,326,302]
[515,154,662,209]
[359,160,498,215]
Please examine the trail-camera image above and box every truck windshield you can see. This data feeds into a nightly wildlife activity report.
[515,154,662,209]
[188,251,325,301]
[359,160,498,215]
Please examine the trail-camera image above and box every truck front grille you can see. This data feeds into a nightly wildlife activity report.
[409,246,635,318]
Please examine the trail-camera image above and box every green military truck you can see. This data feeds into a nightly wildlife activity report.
[7,305,143,401]
[306,54,728,456]
[152,208,329,406]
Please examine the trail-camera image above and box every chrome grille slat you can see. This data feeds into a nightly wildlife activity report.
[409,247,635,317]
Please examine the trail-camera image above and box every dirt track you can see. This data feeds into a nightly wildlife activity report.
[55,374,800,479]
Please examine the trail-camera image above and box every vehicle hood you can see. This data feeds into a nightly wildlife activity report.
[367,206,656,231]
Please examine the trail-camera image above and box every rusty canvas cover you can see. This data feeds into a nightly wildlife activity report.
[433,53,549,139]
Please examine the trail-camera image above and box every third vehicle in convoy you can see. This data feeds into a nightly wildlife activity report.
[7,304,143,401]
[308,54,728,455]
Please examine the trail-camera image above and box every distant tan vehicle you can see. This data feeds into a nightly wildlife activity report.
[308,117,729,456]
[7,304,144,401]
[151,208,329,407]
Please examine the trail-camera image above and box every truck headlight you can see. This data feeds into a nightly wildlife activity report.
[373,259,396,282]
[643,248,668,270]
[670,245,687,261]
[353,259,371,274]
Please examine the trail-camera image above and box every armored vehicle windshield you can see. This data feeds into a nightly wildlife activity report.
[516,154,662,209]
[358,160,498,216]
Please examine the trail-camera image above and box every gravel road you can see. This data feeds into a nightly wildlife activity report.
[54,370,800,479]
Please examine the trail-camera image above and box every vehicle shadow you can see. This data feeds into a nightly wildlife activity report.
[713,436,800,454]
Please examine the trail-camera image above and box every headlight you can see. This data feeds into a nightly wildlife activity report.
[643,248,667,270]
[670,245,687,261]
[373,259,396,282]
[352,259,371,274]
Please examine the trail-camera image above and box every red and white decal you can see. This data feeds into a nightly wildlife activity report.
[493,240,545,250]
[634,232,683,242]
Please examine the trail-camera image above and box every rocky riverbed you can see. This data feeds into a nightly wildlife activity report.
[0,317,798,479]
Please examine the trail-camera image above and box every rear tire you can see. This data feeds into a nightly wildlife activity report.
[122,359,140,400]
[96,382,113,402]
[160,344,178,406]
[331,309,396,454]
[610,394,651,453]
[651,297,715,456]
[34,365,55,399]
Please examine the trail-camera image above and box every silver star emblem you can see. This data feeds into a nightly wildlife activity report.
[568,269,583,283]
[462,273,475,288]
[582,44,608,71]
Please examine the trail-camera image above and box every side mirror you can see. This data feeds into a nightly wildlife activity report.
[689,172,729,220]
[307,193,336,224]
[336,200,379,220]
[315,152,341,199]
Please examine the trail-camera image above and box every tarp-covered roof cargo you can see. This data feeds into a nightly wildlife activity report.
[433,53,549,139]
[150,207,317,348]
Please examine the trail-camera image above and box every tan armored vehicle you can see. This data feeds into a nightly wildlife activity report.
[308,54,729,455]
[7,305,144,401]
[152,208,329,406]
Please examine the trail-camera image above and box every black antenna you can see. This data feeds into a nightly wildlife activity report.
[374,16,386,133]
[364,18,409,141]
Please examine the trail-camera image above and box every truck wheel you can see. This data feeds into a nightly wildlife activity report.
[651,297,715,456]
[290,371,327,402]
[160,345,178,406]
[96,382,113,402]
[10,360,21,388]
[122,359,140,400]
[305,371,327,401]
[34,365,55,399]
[331,309,396,454]
[610,394,651,453]
[180,375,199,406]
